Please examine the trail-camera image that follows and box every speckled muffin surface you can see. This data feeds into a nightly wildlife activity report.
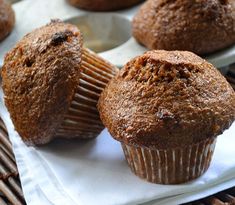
[0,0,15,41]
[98,50,235,149]
[132,0,235,55]
[67,0,143,11]
[1,20,83,145]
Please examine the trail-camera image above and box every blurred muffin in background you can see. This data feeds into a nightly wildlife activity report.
[132,0,235,55]
[98,50,235,184]
[0,0,15,42]
[1,20,118,146]
[67,0,144,11]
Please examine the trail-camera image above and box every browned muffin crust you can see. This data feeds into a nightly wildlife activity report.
[132,0,235,55]
[67,0,143,11]
[98,50,235,149]
[1,20,83,145]
[0,0,15,42]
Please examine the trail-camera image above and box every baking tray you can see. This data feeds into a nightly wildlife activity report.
[0,0,235,72]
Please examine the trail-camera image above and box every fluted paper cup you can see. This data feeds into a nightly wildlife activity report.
[121,137,217,184]
[56,48,118,139]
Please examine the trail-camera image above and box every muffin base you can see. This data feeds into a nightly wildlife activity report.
[56,48,118,139]
[67,0,144,11]
[122,138,217,184]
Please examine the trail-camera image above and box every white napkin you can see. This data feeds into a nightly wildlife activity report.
[0,91,235,205]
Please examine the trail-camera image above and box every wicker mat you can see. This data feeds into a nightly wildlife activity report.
[0,119,25,205]
[0,65,234,205]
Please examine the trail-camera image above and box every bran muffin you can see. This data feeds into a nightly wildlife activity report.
[98,50,235,184]
[132,0,235,55]
[67,0,143,11]
[1,20,118,146]
[0,0,15,42]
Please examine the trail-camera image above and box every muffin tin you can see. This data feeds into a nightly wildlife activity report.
[6,0,21,4]
[65,11,235,69]
[64,13,132,53]
[0,0,235,72]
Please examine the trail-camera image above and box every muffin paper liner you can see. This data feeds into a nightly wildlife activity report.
[121,137,217,184]
[56,48,118,139]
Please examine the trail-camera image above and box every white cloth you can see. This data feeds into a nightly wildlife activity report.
[0,91,235,205]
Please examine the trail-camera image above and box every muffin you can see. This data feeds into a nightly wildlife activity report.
[0,0,15,42]
[67,0,143,11]
[132,0,235,55]
[1,20,118,146]
[98,50,235,184]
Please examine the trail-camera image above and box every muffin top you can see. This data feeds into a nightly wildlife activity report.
[0,0,15,41]
[1,20,83,145]
[132,0,235,55]
[67,0,143,11]
[98,50,235,149]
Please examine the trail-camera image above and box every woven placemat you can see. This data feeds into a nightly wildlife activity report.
[0,65,234,205]
[0,119,26,205]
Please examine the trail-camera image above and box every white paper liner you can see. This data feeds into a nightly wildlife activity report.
[56,48,118,139]
[122,138,217,184]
